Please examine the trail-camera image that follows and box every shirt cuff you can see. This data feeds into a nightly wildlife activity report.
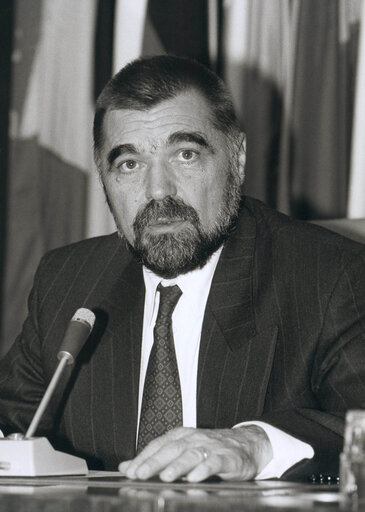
[233,421,314,479]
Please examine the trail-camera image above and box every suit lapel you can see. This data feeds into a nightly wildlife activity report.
[197,206,278,427]
[91,254,145,462]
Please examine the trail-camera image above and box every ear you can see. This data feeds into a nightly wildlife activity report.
[237,133,246,184]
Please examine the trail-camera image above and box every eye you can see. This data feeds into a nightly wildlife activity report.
[177,149,198,162]
[117,159,140,172]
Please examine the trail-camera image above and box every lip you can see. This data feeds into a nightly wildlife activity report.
[146,219,187,233]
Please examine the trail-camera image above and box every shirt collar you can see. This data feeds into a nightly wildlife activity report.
[143,246,223,324]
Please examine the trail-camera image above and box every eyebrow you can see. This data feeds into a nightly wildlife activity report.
[107,144,138,166]
[167,131,214,152]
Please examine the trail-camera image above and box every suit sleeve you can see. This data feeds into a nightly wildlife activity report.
[259,247,365,480]
[0,253,51,436]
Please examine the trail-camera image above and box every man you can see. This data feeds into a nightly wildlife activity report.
[0,56,364,483]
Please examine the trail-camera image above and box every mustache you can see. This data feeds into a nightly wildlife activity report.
[133,197,201,231]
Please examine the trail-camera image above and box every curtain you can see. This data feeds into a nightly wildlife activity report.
[223,0,292,208]
[1,0,98,356]
[348,0,365,218]
[222,0,361,219]
[286,0,360,219]
[0,2,14,347]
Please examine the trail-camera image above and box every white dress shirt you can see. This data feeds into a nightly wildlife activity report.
[139,248,314,479]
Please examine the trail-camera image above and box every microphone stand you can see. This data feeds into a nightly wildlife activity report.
[25,351,73,439]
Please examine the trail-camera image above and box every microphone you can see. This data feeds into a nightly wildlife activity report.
[25,308,96,439]
[0,308,95,476]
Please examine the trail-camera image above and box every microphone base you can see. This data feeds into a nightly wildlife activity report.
[0,437,88,476]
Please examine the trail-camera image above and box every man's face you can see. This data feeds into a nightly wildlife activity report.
[99,90,245,277]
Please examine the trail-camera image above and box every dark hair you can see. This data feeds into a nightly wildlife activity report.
[93,55,241,164]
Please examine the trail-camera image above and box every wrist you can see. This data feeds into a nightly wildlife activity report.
[235,425,273,475]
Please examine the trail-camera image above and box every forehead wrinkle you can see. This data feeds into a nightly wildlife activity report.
[109,136,168,158]
[119,118,209,136]
[108,107,215,133]
[112,120,217,149]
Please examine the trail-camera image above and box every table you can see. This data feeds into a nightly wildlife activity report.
[0,472,358,512]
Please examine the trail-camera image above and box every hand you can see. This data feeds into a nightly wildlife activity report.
[118,425,273,483]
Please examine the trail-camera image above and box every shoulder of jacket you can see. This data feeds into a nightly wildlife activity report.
[243,195,365,258]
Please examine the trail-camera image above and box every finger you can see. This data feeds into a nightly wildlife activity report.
[159,447,209,482]
[186,452,247,483]
[185,453,223,483]
[118,459,133,475]
[133,439,184,479]
[122,428,191,480]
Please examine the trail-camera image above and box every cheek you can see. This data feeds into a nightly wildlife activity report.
[195,174,226,221]
[104,183,139,233]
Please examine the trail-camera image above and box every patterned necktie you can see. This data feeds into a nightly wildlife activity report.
[137,283,183,452]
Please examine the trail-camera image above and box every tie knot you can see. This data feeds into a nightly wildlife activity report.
[157,283,182,319]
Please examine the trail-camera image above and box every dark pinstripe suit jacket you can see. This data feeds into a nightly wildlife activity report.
[1,197,364,479]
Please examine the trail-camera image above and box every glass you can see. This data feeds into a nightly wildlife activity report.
[340,410,365,507]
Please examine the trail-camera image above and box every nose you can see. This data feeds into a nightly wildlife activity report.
[145,161,177,201]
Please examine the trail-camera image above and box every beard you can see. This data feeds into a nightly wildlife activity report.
[124,164,243,279]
